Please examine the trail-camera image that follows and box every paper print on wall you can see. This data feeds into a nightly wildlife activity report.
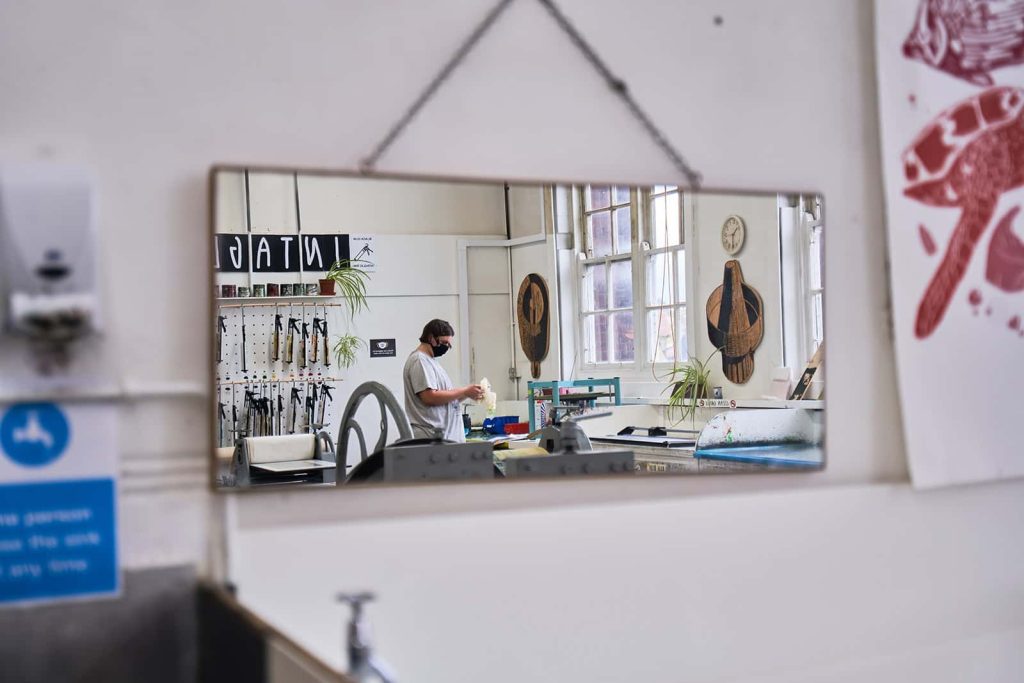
[516,273,550,379]
[705,260,764,385]
[875,0,1024,488]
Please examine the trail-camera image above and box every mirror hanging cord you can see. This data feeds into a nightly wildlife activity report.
[359,0,702,189]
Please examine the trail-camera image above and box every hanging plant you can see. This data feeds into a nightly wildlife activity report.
[333,334,363,369]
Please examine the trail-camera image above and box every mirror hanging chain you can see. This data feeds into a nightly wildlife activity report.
[358,0,703,190]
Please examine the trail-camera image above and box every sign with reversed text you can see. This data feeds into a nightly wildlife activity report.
[0,402,119,605]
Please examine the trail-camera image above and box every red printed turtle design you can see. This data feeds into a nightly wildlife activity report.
[902,86,1024,338]
[903,0,1024,86]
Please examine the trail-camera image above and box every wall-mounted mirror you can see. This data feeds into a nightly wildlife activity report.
[209,166,825,490]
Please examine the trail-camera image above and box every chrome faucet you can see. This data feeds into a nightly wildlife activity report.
[337,592,397,683]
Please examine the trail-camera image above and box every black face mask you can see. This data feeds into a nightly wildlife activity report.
[431,342,450,357]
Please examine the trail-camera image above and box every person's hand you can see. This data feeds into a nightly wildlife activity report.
[462,384,485,401]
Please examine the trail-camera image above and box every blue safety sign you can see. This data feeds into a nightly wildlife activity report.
[0,403,70,468]
[0,402,118,605]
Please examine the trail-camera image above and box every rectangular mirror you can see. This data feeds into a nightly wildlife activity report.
[209,166,824,490]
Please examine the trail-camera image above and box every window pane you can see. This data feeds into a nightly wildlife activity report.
[610,260,633,308]
[587,186,610,210]
[665,192,681,246]
[809,225,822,290]
[588,211,612,257]
[613,186,630,204]
[646,252,672,306]
[593,313,609,362]
[612,311,634,362]
[676,305,688,360]
[583,263,607,311]
[613,206,631,253]
[650,195,667,247]
[813,293,823,346]
[648,309,675,363]
[675,248,686,303]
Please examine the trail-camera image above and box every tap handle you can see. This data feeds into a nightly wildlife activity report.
[337,591,376,614]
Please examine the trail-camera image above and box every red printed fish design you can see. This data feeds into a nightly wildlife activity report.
[986,204,1024,290]
[903,0,1024,86]
[902,86,1024,338]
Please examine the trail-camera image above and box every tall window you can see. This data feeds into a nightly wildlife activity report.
[578,185,687,367]
[807,220,824,353]
[580,186,634,363]
[645,186,686,363]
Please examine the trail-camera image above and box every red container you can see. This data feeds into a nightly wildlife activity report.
[504,421,530,435]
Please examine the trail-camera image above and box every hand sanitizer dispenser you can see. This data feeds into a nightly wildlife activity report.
[0,164,100,372]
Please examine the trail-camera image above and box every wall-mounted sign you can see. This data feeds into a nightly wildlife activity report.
[214,234,357,273]
[369,339,396,358]
[0,402,119,605]
[349,235,376,272]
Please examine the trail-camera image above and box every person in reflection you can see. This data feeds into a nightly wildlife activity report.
[403,319,484,442]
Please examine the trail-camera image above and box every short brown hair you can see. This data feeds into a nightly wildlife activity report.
[419,319,454,343]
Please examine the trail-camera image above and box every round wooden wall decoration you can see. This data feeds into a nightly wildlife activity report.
[706,259,764,384]
[516,273,550,379]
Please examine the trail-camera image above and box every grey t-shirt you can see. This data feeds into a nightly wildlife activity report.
[403,350,465,442]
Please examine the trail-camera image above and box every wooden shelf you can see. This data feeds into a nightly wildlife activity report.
[216,295,334,302]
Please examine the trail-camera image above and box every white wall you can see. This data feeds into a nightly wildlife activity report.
[4,0,1023,681]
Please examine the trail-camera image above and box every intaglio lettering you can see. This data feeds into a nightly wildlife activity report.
[228,235,245,270]
[303,236,324,269]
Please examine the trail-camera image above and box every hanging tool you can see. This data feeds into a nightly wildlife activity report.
[231,387,239,443]
[318,383,333,429]
[307,382,319,430]
[299,317,309,369]
[272,310,282,362]
[289,386,303,434]
[311,314,321,363]
[321,312,331,367]
[285,316,299,363]
[218,399,226,447]
[240,306,248,374]
[216,312,227,363]
[276,387,284,436]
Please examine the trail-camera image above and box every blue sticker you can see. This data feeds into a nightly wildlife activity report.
[1,403,71,468]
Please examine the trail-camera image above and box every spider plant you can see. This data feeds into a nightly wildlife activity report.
[326,259,371,318]
[663,347,721,425]
[333,334,363,369]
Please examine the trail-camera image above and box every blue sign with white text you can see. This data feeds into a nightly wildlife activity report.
[0,403,70,468]
[0,479,118,604]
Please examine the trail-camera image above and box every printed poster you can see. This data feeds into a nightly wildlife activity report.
[875,0,1024,487]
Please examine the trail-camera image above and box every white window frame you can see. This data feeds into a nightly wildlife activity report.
[572,185,695,374]
[803,206,824,357]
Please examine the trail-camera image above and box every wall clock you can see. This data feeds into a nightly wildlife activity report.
[721,214,746,255]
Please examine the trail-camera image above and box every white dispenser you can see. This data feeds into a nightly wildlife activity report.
[0,163,100,370]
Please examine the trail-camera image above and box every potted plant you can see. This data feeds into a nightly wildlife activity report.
[663,348,720,424]
[321,259,371,310]
[323,259,372,367]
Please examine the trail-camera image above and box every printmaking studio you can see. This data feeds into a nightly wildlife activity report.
[211,170,825,488]
[3,2,1024,683]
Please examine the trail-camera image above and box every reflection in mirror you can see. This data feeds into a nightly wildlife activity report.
[210,167,824,490]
